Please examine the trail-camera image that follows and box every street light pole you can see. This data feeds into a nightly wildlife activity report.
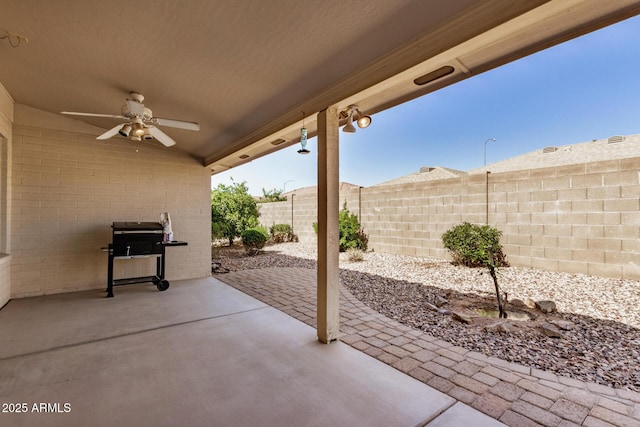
[484,138,496,166]
[283,180,293,193]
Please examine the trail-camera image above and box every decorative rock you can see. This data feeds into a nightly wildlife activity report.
[434,295,449,307]
[505,310,535,322]
[452,311,472,324]
[539,322,563,338]
[510,298,527,308]
[425,302,439,311]
[535,300,557,314]
[438,308,451,315]
[485,321,517,333]
[548,319,575,331]
[525,298,537,309]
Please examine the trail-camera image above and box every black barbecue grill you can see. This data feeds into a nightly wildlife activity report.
[106,221,187,297]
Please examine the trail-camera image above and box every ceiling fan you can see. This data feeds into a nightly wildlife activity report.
[61,92,200,147]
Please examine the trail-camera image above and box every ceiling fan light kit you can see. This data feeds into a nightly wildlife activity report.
[61,92,200,148]
[133,121,145,137]
[118,124,132,137]
[142,128,154,140]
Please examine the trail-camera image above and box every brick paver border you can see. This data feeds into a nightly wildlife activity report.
[218,268,640,427]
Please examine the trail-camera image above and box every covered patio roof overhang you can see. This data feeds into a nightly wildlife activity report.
[2,0,640,343]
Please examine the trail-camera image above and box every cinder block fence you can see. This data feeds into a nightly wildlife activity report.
[259,157,640,280]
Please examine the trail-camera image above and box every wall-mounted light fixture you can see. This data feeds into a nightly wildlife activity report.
[340,105,371,133]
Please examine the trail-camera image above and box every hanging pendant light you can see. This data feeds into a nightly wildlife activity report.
[298,112,310,154]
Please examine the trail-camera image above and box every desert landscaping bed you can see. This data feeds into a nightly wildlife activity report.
[214,242,640,391]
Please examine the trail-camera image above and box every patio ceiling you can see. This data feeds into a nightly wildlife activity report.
[1,1,639,173]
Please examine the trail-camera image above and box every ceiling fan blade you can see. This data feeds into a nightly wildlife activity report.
[126,98,145,116]
[148,126,176,147]
[96,124,123,140]
[152,117,200,131]
[61,111,125,119]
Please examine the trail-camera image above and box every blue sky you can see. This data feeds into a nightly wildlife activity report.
[212,15,640,196]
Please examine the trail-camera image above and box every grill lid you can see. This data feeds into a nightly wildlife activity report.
[112,222,163,232]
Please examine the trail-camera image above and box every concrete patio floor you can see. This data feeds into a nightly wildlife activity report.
[220,268,640,427]
[0,277,505,427]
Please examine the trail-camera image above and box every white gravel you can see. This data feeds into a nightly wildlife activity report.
[216,242,640,391]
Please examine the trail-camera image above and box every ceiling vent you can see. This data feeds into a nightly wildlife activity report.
[608,135,625,144]
[419,166,435,173]
[270,139,286,146]
[239,154,250,159]
[542,146,558,154]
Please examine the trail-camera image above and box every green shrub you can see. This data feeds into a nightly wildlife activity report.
[338,203,368,252]
[441,222,508,268]
[269,223,296,243]
[241,227,269,256]
[312,202,368,252]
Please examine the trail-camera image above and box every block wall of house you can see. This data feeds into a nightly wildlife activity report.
[259,160,640,280]
[10,104,211,297]
[0,82,13,308]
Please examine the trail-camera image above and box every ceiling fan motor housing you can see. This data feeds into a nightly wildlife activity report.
[121,104,153,121]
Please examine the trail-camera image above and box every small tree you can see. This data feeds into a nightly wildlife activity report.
[258,188,287,203]
[211,179,259,246]
[442,222,509,318]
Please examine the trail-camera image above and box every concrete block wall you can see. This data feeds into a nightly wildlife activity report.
[258,158,640,280]
[291,193,318,242]
[258,200,292,231]
[361,176,488,259]
[259,188,361,243]
[10,105,212,297]
[489,160,640,279]
[0,82,13,308]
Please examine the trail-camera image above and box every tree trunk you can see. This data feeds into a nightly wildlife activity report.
[488,265,506,318]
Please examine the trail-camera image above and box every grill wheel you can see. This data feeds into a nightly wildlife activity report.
[153,279,170,291]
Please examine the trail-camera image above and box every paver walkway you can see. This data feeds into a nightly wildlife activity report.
[219,267,640,427]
